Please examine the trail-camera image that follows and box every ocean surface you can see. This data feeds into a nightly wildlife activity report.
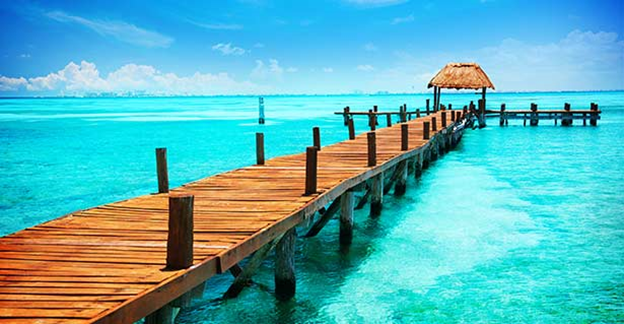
[1,92,623,323]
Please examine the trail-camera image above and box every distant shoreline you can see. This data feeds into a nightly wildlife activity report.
[0,89,622,100]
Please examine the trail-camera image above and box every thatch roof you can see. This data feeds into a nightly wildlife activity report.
[428,63,495,90]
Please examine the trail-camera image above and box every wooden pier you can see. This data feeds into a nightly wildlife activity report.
[488,102,601,126]
[0,109,468,323]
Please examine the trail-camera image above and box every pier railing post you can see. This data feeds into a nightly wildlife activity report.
[562,103,572,126]
[386,114,392,127]
[313,127,321,151]
[590,103,598,126]
[368,110,376,131]
[432,117,437,132]
[530,103,539,126]
[340,190,354,245]
[416,109,421,118]
[348,118,355,140]
[367,132,376,167]
[451,110,455,122]
[167,195,194,270]
[500,104,506,126]
[256,133,265,165]
[304,147,318,196]
[401,124,409,151]
[343,106,350,125]
[423,121,430,140]
[156,148,169,194]
[426,99,430,115]
[441,111,447,128]
[275,227,296,301]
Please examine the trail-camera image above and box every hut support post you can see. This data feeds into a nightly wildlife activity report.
[275,228,296,301]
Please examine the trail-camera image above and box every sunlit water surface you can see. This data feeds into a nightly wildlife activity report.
[1,92,622,323]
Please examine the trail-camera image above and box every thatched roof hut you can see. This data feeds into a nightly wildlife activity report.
[428,63,494,90]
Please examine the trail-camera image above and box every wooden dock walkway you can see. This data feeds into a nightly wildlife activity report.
[0,110,466,324]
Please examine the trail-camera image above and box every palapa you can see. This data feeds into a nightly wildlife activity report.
[428,63,495,90]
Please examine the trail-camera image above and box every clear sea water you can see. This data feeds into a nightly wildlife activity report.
[1,92,623,323]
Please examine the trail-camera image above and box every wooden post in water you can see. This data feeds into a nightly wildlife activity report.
[500,104,506,126]
[401,124,409,151]
[367,132,376,167]
[530,103,539,126]
[423,121,430,140]
[448,104,452,110]
[167,195,194,270]
[256,133,265,165]
[258,97,265,124]
[416,109,421,118]
[343,106,350,125]
[395,160,408,196]
[313,127,321,151]
[304,147,318,196]
[414,151,423,178]
[441,111,447,128]
[156,148,169,194]
[562,103,572,126]
[426,99,430,115]
[370,172,383,217]
[368,110,376,131]
[477,99,486,128]
[386,114,392,127]
[348,118,355,140]
[340,190,354,245]
[431,117,437,132]
[590,103,598,126]
[275,227,296,301]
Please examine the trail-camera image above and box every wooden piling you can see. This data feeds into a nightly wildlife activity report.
[167,194,194,270]
[423,121,430,140]
[145,305,174,324]
[156,148,169,194]
[432,117,437,132]
[343,106,350,125]
[373,105,378,113]
[370,172,383,217]
[500,104,506,126]
[401,124,408,151]
[416,109,421,118]
[256,133,265,165]
[340,190,354,245]
[426,99,430,115]
[414,151,423,178]
[386,114,392,127]
[562,103,572,126]
[394,160,408,196]
[367,132,376,167]
[441,111,447,128]
[368,110,376,131]
[530,103,539,126]
[304,147,318,196]
[448,104,452,110]
[348,118,355,140]
[590,103,598,126]
[477,99,486,128]
[313,127,321,151]
[275,227,296,301]
[451,110,455,122]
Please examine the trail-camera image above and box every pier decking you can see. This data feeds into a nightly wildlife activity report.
[0,110,464,323]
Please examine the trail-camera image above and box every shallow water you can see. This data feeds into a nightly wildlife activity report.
[1,92,623,323]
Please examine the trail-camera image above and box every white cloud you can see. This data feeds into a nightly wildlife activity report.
[46,11,173,48]
[0,76,28,91]
[0,61,263,95]
[344,0,408,8]
[211,43,246,56]
[19,54,31,58]
[364,42,378,51]
[189,21,243,30]
[251,59,286,80]
[356,64,375,72]
[391,14,414,25]
[323,67,334,73]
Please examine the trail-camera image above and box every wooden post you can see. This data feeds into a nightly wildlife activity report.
[167,194,194,270]
[368,110,376,131]
[432,117,437,132]
[590,103,598,126]
[401,124,408,151]
[367,132,376,167]
[448,104,452,110]
[451,110,455,122]
[530,103,539,126]
[275,227,296,301]
[423,121,430,140]
[304,147,317,196]
[500,104,506,126]
[416,109,421,118]
[256,133,265,165]
[386,114,392,127]
[426,98,430,115]
[343,107,350,125]
[370,172,383,217]
[145,305,174,324]
[562,103,572,126]
[156,148,169,194]
[340,190,354,245]
[258,97,265,124]
[477,99,486,128]
[441,111,447,128]
[414,151,423,178]
[348,118,355,140]
[394,160,408,196]
[313,127,321,151]
[373,105,378,113]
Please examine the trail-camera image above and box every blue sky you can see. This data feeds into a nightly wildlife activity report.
[0,0,622,95]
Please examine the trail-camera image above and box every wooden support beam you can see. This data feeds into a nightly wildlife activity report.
[304,147,318,196]
[275,228,296,301]
[441,111,447,128]
[423,121,430,140]
[304,197,341,237]
[313,127,321,151]
[414,151,423,178]
[167,195,194,270]
[224,235,283,299]
[256,133,265,165]
[155,148,169,194]
[432,117,437,132]
[367,132,376,167]
[340,190,354,245]
[229,264,243,277]
[145,304,174,324]
[401,124,408,151]
[348,118,355,140]
[355,187,370,210]
[370,172,383,217]
[394,160,408,196]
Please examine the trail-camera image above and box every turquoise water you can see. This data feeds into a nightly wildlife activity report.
[1,92,623,323]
